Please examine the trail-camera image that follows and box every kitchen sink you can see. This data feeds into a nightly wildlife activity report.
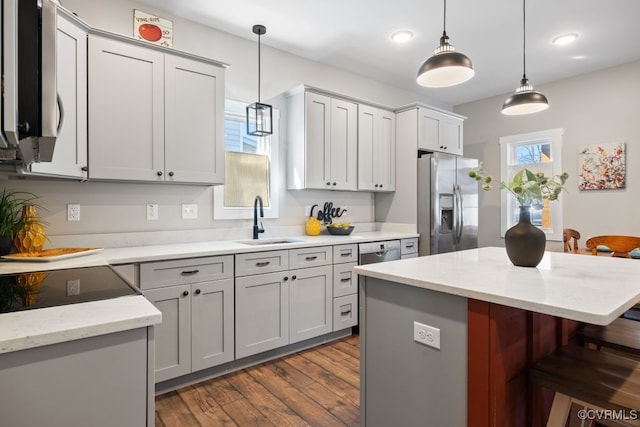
[234,238,305,246]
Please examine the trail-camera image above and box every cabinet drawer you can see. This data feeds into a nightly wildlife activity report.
[333,262,357,298]
[235,250,289,277]
[289,246,332,269]
[140,255,233,289]
[333,294,358,331]
[333,244,358,264]
[402,253,419,259]
[401,238,418,255]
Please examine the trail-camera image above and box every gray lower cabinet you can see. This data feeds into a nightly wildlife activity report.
[235,247,334,359]
[333,244,359,331]
[141,256,234,383]
[0,327,152,427]
[289,265,333,343]
[235,271,290,359]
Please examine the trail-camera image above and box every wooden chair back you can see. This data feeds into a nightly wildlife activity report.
[562,228,581,253]
[585,235,640,258]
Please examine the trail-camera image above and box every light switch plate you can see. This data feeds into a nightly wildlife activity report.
[146,204,158,221]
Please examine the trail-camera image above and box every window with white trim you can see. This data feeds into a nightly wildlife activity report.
[499,128,564,241]
[213,99,280,219]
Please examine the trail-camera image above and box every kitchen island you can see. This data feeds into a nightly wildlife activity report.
[354,247,640,427]
[0,257,161,427]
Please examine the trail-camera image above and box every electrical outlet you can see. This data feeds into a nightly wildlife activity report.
[181,204,198,219]
[146,204,158,221]
[67,279,80,296]
[67,204,80,221]
[414,321,441,350]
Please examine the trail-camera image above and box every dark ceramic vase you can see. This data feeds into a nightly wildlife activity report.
[504,206,546,267]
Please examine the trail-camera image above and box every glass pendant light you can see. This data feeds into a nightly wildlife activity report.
[417,0,474,88]
[502,0,549,115]
[246,24,273,136]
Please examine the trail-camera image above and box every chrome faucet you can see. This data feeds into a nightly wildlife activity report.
[253,195,265,239]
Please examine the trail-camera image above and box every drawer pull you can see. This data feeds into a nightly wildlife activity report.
[305,256,318,261]
[341,309,352,316]
[256,261,271,267]
[182,290,189,297]
[181,269,200,276]
[341,251,352,257]
[340,277,352,282]
[195,289,201,295]
[292,275,297,280]
[405,243,415,248]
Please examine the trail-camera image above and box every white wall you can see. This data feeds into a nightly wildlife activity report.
[3,0,443,244]
[456,60,640,251]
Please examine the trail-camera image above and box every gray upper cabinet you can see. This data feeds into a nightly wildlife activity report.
[164,55,224,184]
[417,106,464,155]
[27,10,87,179]
[288,89,358,191]
[87,34,225,184]
[358,104,396,191]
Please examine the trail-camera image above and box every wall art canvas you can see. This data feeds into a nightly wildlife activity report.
[578,142,626,190]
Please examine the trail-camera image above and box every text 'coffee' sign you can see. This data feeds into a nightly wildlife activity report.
[133,10,173,48]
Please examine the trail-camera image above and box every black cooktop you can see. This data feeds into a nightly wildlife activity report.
[0,265,140,314]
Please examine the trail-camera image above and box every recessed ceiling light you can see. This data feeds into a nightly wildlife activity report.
[552,33,579,46]
[390,30,414,44]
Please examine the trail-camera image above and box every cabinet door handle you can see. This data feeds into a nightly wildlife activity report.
[195,289,201,295]
[332,182,337,186]
[181,270,200,275]
[379,184,383,188]
[305,256,318,261]
[182,290,189,297]
[256,261,271,267]
[291,275,297,280]
[283,276,289,281]
[341,251,352,257]
[341,309,352,316]
[168,171,174,177]
[157,171,163,176]
[405,243,415,248]
[340,277,351,282]
[326,182,331,186]
[81,166,88,172]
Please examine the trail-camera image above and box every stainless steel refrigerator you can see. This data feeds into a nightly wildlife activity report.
[418,151,479,256]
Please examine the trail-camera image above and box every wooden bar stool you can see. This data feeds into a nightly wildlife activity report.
[563,228,581,253]
[577,236,640,359]
[532,346,640,426]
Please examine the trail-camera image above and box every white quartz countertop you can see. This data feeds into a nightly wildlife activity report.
[0,230,414,353]
[0,295,161,354]
[354,246,640,325]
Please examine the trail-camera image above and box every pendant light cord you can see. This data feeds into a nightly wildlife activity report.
[443,0,447,33]
[522,0,527,79]
[257,33,261,103]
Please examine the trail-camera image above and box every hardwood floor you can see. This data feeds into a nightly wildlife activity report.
[155,335,360,427]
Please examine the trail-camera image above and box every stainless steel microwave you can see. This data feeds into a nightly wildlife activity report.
[1,0,60,164]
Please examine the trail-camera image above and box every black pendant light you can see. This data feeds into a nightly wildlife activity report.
[417,0,474,88]
[246,24,273,136]
[502,0,549,115]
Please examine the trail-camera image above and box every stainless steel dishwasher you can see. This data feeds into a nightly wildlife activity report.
[358,240,401,265]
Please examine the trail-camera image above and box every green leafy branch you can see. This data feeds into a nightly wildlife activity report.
[469,163,568,207]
